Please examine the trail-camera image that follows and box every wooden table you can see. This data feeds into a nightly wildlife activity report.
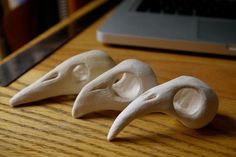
[0,1,236,156]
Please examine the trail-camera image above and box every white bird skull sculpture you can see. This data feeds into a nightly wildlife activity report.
[108,76,219,141]
[72,59,158,118]
[10,50,116,106]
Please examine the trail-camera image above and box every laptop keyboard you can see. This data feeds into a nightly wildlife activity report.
[136,0,236,19]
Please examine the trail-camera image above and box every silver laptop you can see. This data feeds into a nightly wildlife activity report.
[97,0,236,56]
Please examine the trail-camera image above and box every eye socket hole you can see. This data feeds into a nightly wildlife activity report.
[73,63,89,81]
[42,72,59,83]
[112,73,141,101]
[173,88,202,117]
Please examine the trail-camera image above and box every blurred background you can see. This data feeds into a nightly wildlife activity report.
[0,0,90,60]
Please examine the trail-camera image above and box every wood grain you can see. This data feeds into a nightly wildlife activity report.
[0,1,236,156]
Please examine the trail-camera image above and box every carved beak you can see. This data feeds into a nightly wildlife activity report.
[107,88,164,141]
[71,71,130,118]
[107,76,219,141]
[10,67,76,106]
[10,50,116,106]
[72,59,158,118]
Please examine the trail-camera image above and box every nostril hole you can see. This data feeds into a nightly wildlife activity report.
[114,78,120,84]
[90,83,107,92]
[112,73,123,84]
[173,88,203,117]
[141,90,158,102]
[42,72,59,83]
[146,94,156,100]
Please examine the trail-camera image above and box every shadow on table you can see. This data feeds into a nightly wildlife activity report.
[196,113,236,136]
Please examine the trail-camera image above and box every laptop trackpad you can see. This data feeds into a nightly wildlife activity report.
[198,19,236,43]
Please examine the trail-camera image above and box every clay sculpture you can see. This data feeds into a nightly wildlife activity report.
[10,50,116,106]
[72,59,158,118]
[107,76,219,141]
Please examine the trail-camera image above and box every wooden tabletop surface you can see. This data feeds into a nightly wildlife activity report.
[0,1,236,157]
